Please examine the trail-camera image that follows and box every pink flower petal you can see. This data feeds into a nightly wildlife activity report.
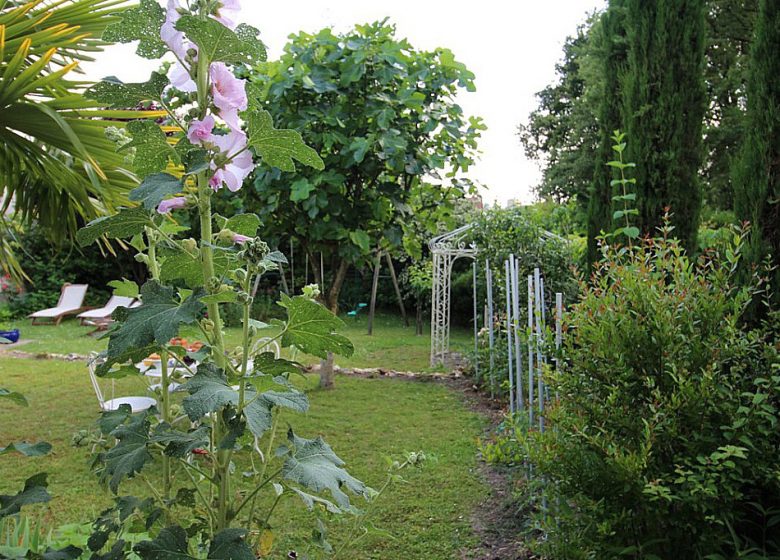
[233,233,251,244]
[169,61,196,92]
[214,0,240,29]
[208,130,254,192]
[157,196,187,214]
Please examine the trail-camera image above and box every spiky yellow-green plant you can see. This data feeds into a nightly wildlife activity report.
[0,0,162,282]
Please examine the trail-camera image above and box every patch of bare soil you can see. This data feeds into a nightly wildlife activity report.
[447,377,532,560]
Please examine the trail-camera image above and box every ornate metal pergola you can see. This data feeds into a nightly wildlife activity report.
[429,224,477,366]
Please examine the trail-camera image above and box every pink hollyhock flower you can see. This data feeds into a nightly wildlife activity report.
[169,62,196,92]
[209,130,254,192]
[232,234,251,244]
[160,0,185,58]
[187,115,216,145]
[214,0,241,29]
[157,196,187,214]
[161,1,198,92]
[209,62,247,131]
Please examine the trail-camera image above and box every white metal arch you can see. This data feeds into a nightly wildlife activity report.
[429,224,477,366]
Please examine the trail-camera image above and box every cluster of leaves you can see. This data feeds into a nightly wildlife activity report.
[604,130,640,243]
[495,225,780,558]
[521,1,760,224]
[469,205,578,307]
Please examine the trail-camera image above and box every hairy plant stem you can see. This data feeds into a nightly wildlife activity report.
[160,357,172,501]
[247,411,281,538]
[145,227,173,503]
[196,175,231,531]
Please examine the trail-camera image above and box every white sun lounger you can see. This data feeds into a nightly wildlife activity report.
[29,283,90,326]
[78,296,136,324]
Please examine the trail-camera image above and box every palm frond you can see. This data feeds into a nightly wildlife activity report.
[0,0,149,247]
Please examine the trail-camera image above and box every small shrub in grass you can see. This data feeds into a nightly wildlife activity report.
[498,222,780,558]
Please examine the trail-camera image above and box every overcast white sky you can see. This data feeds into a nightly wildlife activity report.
[82,1,605,205]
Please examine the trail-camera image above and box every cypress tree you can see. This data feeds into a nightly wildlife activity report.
[733,0,780,310]
[587,2,627,268]
[622,0,707,251]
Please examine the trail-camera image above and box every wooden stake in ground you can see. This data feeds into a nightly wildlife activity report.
[367,250,382,335]
[278,263,289,295]
[385,253,409,327]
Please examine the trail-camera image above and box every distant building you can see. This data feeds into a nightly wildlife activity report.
[464,194,484,210]
[505,198,522,208]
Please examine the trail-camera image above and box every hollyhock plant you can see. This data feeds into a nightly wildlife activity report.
[80,1,361,558]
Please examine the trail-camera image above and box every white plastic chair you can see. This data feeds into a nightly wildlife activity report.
[29,283,90,325]
[230,337,281,392]
[248,337,281,366]
[87,353,157,413]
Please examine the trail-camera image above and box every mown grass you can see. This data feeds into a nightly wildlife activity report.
[4,312,472,373]
[0,315,486,559]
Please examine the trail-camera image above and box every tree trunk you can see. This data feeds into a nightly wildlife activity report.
[278,262,290,295]
[319,258,349,389]
[367,251,382,335]
[308,251,320,291]
[324,258,349,314]
[319,352,335,389]
[385,253,409,327]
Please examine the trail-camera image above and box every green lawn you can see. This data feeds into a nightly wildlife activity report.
[4,312,472,373]
[0,315,487,559]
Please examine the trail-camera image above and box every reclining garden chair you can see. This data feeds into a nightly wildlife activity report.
[28,283,90,325]
[77,295,136,325]
[78,295,137,334]
[87,352,156,413]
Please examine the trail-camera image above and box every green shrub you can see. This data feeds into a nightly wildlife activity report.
[504,224,780,558]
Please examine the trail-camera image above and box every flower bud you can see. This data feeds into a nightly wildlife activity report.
[216,229,237,244]
[182,238,199,256]
[302,283,321,299]
[207,277,222,293]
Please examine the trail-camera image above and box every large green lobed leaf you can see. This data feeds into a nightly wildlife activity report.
[280,429,369,509]
[86,72,169,109]
[246,110,324,172]
[277,294,354,358]
[101,281,204,372]
[103,0,167,59]
[76,206,153,247]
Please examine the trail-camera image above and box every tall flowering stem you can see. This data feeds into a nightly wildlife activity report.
[77,0,369,554]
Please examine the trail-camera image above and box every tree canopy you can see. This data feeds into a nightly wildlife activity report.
[240,20,484,310]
